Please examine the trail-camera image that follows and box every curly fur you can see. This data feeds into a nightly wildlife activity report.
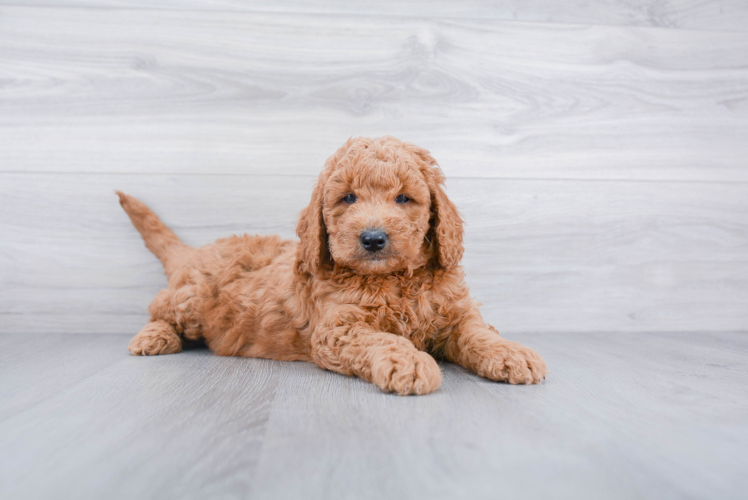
[119,136,547,395]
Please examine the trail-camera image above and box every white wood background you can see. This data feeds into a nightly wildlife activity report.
[1,2,747,334]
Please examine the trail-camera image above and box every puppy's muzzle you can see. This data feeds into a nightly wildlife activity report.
[360,230,387,253]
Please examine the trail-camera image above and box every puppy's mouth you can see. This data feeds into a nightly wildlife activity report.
[345,249,410,274]
[358,253,395,262]
[354,250,398,264]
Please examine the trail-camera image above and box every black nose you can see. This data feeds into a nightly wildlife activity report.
[360,230,388,253]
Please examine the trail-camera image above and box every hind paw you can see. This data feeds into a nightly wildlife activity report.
[129,320,182,355]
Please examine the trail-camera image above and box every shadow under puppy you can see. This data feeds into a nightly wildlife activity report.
[118,136,547,395]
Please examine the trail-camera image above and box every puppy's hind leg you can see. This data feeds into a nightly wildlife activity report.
[129,319,182,356]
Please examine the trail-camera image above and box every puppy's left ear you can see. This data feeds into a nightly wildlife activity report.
[428,168,464,270]
[407,144,464,270]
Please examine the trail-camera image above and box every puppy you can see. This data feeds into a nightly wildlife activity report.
[118,136,546,395]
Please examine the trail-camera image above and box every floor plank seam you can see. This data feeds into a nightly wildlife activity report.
[1,4,748,35]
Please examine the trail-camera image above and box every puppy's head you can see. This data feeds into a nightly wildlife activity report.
[296,136,463,275]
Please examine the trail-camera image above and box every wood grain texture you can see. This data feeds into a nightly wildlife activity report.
[1,332,746,499]
[0,333,125,421]
[1,1,747,32]
[1,5,747,336]
[0,336,279,499]
[1,7,747,182]
[2,173,746,334]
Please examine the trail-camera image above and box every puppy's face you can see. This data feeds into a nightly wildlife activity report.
[322,155,432,274]
[296,136,464,276]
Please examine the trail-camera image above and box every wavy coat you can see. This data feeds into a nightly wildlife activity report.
[119,136,546,395]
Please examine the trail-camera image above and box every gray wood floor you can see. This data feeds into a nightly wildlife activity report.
[1,332,746,499]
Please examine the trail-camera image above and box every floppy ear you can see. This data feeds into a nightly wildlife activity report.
[295,170,332,275]
[406,144,464,270]
[296,137,361,274]
[427,169,464,270]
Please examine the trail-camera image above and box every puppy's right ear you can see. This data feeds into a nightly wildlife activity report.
[296,137,364,275]
[295,170,331,275]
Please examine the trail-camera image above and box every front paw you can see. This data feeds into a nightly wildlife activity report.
[480,342,547,385]
[370,348,442,395]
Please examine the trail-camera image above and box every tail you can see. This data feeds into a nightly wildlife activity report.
[116,191,191,273]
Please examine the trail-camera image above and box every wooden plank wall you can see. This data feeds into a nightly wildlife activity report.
[1,2,747,334]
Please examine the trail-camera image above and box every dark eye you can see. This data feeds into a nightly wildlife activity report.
[342,193,357,204]
[395,194,410,204]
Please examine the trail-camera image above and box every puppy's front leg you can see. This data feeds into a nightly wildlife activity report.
[312,307,442,395]
[444,307,547,385]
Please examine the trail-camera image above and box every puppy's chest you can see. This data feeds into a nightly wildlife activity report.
[355,279,449,348]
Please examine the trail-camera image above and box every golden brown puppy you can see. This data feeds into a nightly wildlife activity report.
[118,136,547,395]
